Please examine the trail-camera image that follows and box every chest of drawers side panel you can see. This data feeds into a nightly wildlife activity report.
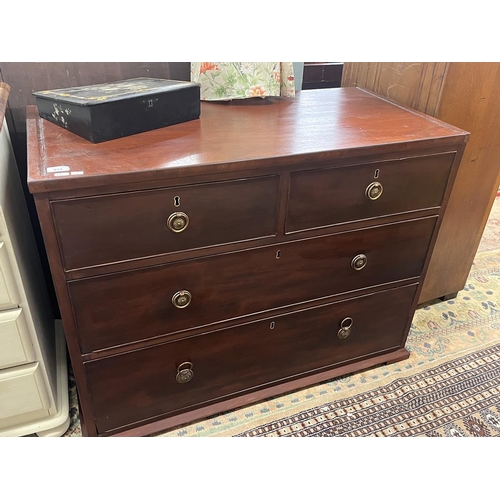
[31,195,98,436]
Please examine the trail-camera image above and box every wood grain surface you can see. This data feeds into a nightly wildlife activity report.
[286,152,454,233]
[69,217,435,353]
[341,62,448,116]
[420,63,500,302]
[27,87,469,436]
[342,62,500,303]
[27,87,468,194]
[85,284,417,434]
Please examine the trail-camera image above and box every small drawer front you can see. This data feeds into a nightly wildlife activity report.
[0,308,35,370]
[286,153,454,233]
[0,362,50,420]
[0,242,20,311]
[86,284,417,434]
[70,217,435,353]
[52,175,280,270]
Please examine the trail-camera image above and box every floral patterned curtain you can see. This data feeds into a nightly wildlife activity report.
[190,62,295,101]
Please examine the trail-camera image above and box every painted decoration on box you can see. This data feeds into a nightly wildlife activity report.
[190,62,295,101]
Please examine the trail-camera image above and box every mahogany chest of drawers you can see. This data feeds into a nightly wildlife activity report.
[27,88,468,437]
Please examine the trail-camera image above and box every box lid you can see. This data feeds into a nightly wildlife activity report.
[32,78,199,106]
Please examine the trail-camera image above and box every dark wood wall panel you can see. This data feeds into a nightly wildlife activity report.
[341,62,448,116]
[0,62,191,316]
[302,62,343,90]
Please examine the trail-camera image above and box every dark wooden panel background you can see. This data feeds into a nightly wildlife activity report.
[0,62,191,316]
[341,62,448,116]
[302,62,343,90]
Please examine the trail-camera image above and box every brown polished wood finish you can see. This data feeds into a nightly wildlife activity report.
[69,217,436,353]
[52,176,280,270]
[342,62,500,303]
[287,153,454,233]
[27,89,466,193]
[1,63,192,318]
[27,87,468,436]
[87,284,418,434]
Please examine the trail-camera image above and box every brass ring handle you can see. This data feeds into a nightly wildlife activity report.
[365,181,383,200]
[167,212,189,233]
[176,361,194,384]
[338,317,353,340]
[340,317,353,329]
[172,290,192,309]
[351,254,367,271]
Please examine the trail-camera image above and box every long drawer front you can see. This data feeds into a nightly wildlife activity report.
[70,217,435,353]
[85,284,418,434]
[68,217,436,352]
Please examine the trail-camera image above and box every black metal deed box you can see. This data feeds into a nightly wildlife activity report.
[33,77,201,143]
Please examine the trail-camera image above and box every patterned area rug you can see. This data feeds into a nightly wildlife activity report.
[63,200,500,438]
[477,194,500,253]
[234,345,500,437]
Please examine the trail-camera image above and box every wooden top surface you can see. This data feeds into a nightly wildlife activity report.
[27,87,469,194]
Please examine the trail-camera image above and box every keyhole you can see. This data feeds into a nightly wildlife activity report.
[276,250,281,259]
[374,169,380,179]
[174,196,181,207]
[270,321,275,329]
